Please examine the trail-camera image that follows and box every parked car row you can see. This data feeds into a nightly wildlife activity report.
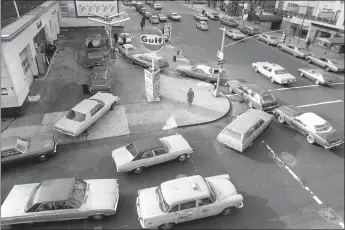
[134,1,181,22]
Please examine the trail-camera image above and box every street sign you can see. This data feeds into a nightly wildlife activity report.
[140,27,165,52]
[218,60,225,65]
[163,23,172,41]
[144,68,161,102]
[217,51,224,59]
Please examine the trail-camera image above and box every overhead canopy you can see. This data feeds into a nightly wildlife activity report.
[257,15,283,22]
[328,37,344,45]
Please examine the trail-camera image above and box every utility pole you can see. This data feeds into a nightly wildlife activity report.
[297,2,309,45]
[214,27,226,97]
[13,0,20,19]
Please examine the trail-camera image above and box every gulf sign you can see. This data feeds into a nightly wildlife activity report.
[140,27,165,52]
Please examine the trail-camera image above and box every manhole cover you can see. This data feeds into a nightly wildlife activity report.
[176,174,187,179]
[318,207,337,221]
[280,152,297,167]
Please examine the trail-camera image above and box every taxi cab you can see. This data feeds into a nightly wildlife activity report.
[136,174,243,229]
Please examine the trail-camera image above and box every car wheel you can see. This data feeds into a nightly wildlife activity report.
[91,214,105,220]
[307,58,312,63]
[257,37,260,40]
[204,78,211,83]
[37,154,48,162]
[159,223,174,230]
[177,154,187,162]
[110,102,116,110]
[267,41,270,45]
[270,77,275,83]
[307,134,315,144]
[132,167,144,174]
[82,84,89,94]
[299,72,304,77]
[293,53,297,58]
[229,87,234,93]
[181,72,186,77]
[220,207,236,216]
[254,67,259,72]
[325,66,331,72]
[277,115,285,124]
[315,80,320,85]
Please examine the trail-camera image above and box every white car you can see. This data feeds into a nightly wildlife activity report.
[118,44,136,59]
[153,3,162,10]
[196,21,208,30]
[204,11,220,20]
[257,34,279,46]
[112,134,193,173]
[226,29,245,40]
[54,92,119,136]
[252,62,296,84]
[136,174,243,229]
[194,13,208,21]
[306,55,344,72]
[168,12,181,21]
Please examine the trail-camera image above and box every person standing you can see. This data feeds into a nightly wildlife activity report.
[187,88,195,107]
[141,16,146,30]
[305,38,311,50]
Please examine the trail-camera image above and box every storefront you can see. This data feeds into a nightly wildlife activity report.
[308,22,345,42]
[1,1,60,109]
[290,23,309,39]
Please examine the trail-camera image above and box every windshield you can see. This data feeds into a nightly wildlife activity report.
[270,36,278,39]
[223,128,242,141]
[156,186,170,212]
[172,13,178,16]
[159,139,170,150]
[261,94,275,102]
[66,110,86,122]
[68,179,87,208]
[315,122,332,133]
[152,16,157,19]
[16,137,29,153]
[204,179,216,201]
[275,69,288,74]
[126,143,137,157]
[25,183,42,211]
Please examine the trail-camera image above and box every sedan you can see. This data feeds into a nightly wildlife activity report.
[226,29,245,40]
[84,48,105,68]
[158,13,167,22]
[168,12,181,21]
[277,43,313,59]
[139,7,148,14]
[196,21,208,30]
[118,44,136,59]
[176,64,221,83]
[1,135,57,164]
[149,15,159,24]
[252,62,297,84]
[143,10,151,19]
[298,68,335,85]
[205,11,220,20]
[1,178,119,227]
[220,16,238,27]
[54,92,119,136]
[112,134,193,173]
[226,79,279,111]
[153,3,162,10]
[85,65,111,94]
[306,55,344,72]
[85,34,101,48]
[257,34,279,46]
[129,53,169,70]
[274,105,344,149]
[194,13,209,21]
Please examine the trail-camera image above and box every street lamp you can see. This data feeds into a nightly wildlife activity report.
[214,27,226,97]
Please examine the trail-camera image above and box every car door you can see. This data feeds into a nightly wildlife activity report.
[248,91,261,108]
[241,87,250,101]
[265,67,273,79]
[259,65,269,77]
[242,125,257,150]
[88,102,105,127]
[306,70,317,81]
[34,202,58,222]
[55,202,79,220]
[196,197,219,219]
[141,150,156,167]
[152,148,171,164]
[189,67,202,79]
[178,200,198,223]
[290,117,307,135]
[318,58,328,68]
[1,148,24,164]
[198,69,210,81]
[286,45,295,54]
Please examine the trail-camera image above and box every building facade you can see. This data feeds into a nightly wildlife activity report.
[1,1,61,109]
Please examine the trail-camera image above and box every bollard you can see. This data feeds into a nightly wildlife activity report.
[173,55,176,62]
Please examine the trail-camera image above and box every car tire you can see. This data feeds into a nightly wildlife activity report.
[293,53,297,58]
[257,37,260,40]
[314,79,320,85]
[37,154,48,162]
[91,214,105,220]
[307,58,312,63]
[181,72,187,77]
[307,134,315,144]
[177,154,187,162]
[267,41,270,45]
[254,67,259,72]
[325,66,331,72]
[159,223,174,230]
[82,84,89,94]
[220,207,236,216]
[300,72,304,77]
[204,78,211,83]
[277,115,285,124]
[131,60,135,65]
[270,77,275,83]
[132,167,144,174]
[110,102,116,110]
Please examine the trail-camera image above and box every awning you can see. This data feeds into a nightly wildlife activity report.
[327,37,344,45]
[258,15,283,22]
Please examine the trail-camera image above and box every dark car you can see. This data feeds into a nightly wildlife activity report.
[136,3,144,11]
[220,16,239,27]
[129,53,169,71]
[149,15,159,24]
[226,79,279,111]
[85,66,111,94]
[143,10,152,19]
[1,135,57,164]
[158,13,167,22]
[84,48,105,68]
[140,7,148,14]
[239,26,260,36]
[274,105,344,149]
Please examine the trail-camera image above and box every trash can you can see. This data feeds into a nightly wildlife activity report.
[82,84,89,94]
[173,55,176,62]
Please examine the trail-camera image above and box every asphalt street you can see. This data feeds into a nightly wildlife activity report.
[1,2,344,229]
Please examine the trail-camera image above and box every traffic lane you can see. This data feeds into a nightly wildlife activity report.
[264,121,344,218]
[1,124,330,229]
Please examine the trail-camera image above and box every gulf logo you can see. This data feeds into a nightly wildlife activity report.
[140,27,165,52]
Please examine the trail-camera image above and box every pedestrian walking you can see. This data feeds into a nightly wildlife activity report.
[202,9,205,15]
[113,33,118,44]
[305,38,311,50]
[141,16,146,30]
[187,88,195,107]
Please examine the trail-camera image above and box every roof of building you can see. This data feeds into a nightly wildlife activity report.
[133,137,163,154]
[34,178,75,204]
[161,175,210,206]
[226,109,271,133]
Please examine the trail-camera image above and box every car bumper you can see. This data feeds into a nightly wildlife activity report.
[280,79,296,84]
[86,62,105,67]
[324,140,344,149]
[262,104,279,111]
[53,127,78,137]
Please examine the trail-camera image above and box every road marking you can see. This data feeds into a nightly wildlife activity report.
[297,100,343,108]
[267,82,344,92]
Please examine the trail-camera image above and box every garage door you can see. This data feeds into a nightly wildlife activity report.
[19,46,33,87]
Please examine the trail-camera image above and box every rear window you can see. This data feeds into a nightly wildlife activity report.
[223,128,242,141]
[126,143,137,157]
[66,110,86,122]
[261,94,275,102]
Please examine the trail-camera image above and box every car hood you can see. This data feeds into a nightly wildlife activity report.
[275,105,304,117]
[86,56,104,64]
[205,175,241,201]
[91,79,110,87]
[275,73,296,81]
[317,129,344,143]
[83,179,119,210]
[138,187,163,218]
[111,147,134,169]
[54,116,82,135]
[1,183,40,218]
[160,135,192,152]
[176,65,193,71]
[28,134,55,153]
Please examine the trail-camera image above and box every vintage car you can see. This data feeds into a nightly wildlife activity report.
[84,48,105,68]
[257,34,279,46]
[196,21,208,30]
[252,62,297,84]
[84,65,111,94]
[136,174,243,229]
[145,0,153,5]
[158,13,167,22]
[277,44,313,59]
[220,16,239,27]
[117,32,132,45]
[129,53,169,70]
[85,34,101,48]
[136,3,144,12]
[205,11,220,20]
[298,68,335,85]
[1,135,57,164]
[118,44,136,59]
[149,15,160,24]
[54,92,119,136]
[176,64,222,83]
[112,134,193,173]
[274,105,344,149]
[194,13,209,21]
[239,26,260,36]
[217,109,274,152]
[153,3,162,10]
[168,12,182,21]
[143,10,152,19]
[1,178,119,227]
[306,55,344,72]
[226,29,246,40]
[226,79,279,111]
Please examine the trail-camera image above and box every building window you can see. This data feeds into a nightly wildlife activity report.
[21,57,30,74]
[1,88,8,95]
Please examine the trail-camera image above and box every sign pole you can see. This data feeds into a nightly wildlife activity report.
[214,27,226,97]
[152,53,155,70]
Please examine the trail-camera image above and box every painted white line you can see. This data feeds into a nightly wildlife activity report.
[226,94,237,97]
[267,82,344,92]
[297,100,343,108]
[339,222,344,229]
[312,196,323,205]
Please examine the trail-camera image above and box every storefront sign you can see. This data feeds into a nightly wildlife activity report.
[141,27,164,52]
[163,23,172,41]
[75,1,118,17]
[144,68,160,102]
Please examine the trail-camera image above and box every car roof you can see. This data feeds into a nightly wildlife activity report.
[34,178,75,204]
[161,175,210,206]
[196,64,211,72]
[1,136,18,151]
[93,66,108,73]
[133,137,163,154]
[73,99,98,114]
[298,112,326,126]
[226,109,269,133]
[244,84,265,94]
[265,62,284,70]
